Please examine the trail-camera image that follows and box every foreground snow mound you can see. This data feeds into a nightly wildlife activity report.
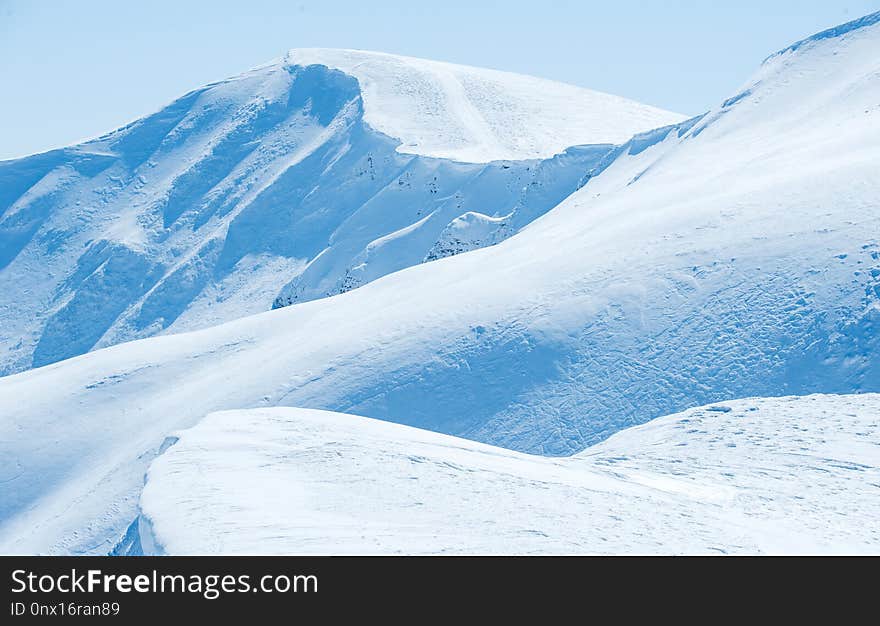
[135,395,880,555]
[2,13,880,555]
[0,52,678,376]
[285,48,682,162]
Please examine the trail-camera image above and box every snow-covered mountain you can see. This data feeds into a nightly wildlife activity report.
[131,394,880,555]
[2,12,880,555]
[0,50,681,375]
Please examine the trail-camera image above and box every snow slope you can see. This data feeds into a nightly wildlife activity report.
[285,48,681,162]
[0,53,680,376]
[135,395,880,555]
[2,13,880,555]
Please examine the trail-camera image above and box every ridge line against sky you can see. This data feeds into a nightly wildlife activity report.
[1,0,878,160]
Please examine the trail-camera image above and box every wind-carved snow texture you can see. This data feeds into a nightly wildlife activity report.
[0,55,680,376]
[1,12,880,555]
[133,395,880,555]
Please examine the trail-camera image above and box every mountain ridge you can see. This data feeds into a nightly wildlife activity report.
[767,9,880,60]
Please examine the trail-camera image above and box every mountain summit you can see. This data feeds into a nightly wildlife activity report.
[284,48,682,162]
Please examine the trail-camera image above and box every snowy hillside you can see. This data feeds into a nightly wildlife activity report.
[0,52,681,376]
[131,395,880,555]
[2,12,880,555]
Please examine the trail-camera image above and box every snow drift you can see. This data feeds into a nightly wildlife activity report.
[131,394,880,555]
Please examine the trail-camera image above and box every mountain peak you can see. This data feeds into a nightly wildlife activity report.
[282,48,685,162]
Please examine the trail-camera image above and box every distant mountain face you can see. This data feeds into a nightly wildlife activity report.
[0,52,682,375]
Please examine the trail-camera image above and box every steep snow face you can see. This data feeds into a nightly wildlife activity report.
[271,143,614,308]
[134,395,880,555]
[2,13,880,555]
[0,55,676,376]
[284,48,684,162]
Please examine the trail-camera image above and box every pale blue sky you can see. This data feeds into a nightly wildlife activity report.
[1,0,878,159]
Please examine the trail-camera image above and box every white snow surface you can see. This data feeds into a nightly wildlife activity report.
[2,13,880,555]
[140,395,880,555]
[284,48,684,162]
